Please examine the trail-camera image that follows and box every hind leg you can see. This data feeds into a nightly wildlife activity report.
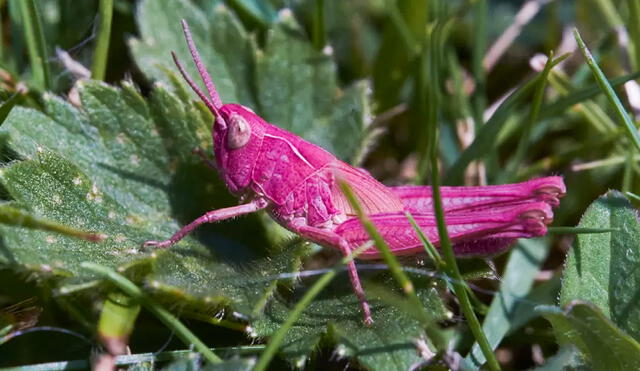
[291,224,373,325]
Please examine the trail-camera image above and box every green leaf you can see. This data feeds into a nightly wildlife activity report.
[129,1,371,161]
[253,10,368,160]
[538,301,640,370]
[83,262,222,364]
[129,0,253,105]
[145,240,306,317]
[0,78,445,366]
[253,276,449,370]
[560,191,640,341]
[224,0,277,28]
[530,346,583,371]
[0,150,152,276]
[0,79,316,362]
[2,4,416,367]
[372,0,425,110]
[466,238,550,367]
[253,11,335,141]
[0,79,269,291]
[0,91,21,125]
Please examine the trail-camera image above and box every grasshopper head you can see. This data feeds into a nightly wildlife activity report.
[173,20,265,194]
[213,104,266,193]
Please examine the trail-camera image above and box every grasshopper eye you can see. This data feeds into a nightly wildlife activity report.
[227,113,251,149]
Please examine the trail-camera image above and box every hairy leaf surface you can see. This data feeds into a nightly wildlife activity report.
[560,191,640,341]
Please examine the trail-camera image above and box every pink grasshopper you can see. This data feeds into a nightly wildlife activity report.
[144,20,566,325]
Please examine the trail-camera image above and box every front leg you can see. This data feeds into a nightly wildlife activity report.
[291,223,373,326]
[144,198,268,248]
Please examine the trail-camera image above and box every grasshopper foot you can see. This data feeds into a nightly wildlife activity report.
[363,315,374,326]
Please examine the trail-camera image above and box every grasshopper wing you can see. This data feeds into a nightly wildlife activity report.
[331,163,404,216]
[390,176,565,214]
[335,201,553,260]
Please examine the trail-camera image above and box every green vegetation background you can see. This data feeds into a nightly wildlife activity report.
[1,0,640,370]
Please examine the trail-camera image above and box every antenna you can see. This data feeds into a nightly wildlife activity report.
[170,20,223,116]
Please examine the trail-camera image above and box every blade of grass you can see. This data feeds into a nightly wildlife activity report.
[471,0,487,129]
[405,211,444,269]
[547,227,618,234]
[0,0,3,62]
[97,292,140,355]
[414,34,432,184]
[253,243,371,371]
[421,16,500,370]
[466,238,549,367]
[16,0,50,91]
[500,52,558,182]
[574,29,640,152]
[7,0,23,74]
[80,262,222,365]
[629,0,640,70]
[385,0,419,57]
[339,181,445,348]
[627,191,640,201]
[0,346,266,371]
[0,91,21,125]
[416,18,455,183]
[547,68,618,134]
[539,71,640,121]
[311,0,325,50]
[571,155,640,171]
[446,56,566,185]
[91,0,114,81]
[623,151,634,192]
[0,204,103,241]
[444,50,470,162]
[592,0,623,29]
[407,212,488,317]
[428,108,501,371]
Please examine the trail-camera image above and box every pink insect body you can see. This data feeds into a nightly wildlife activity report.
[144,21,566,325]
